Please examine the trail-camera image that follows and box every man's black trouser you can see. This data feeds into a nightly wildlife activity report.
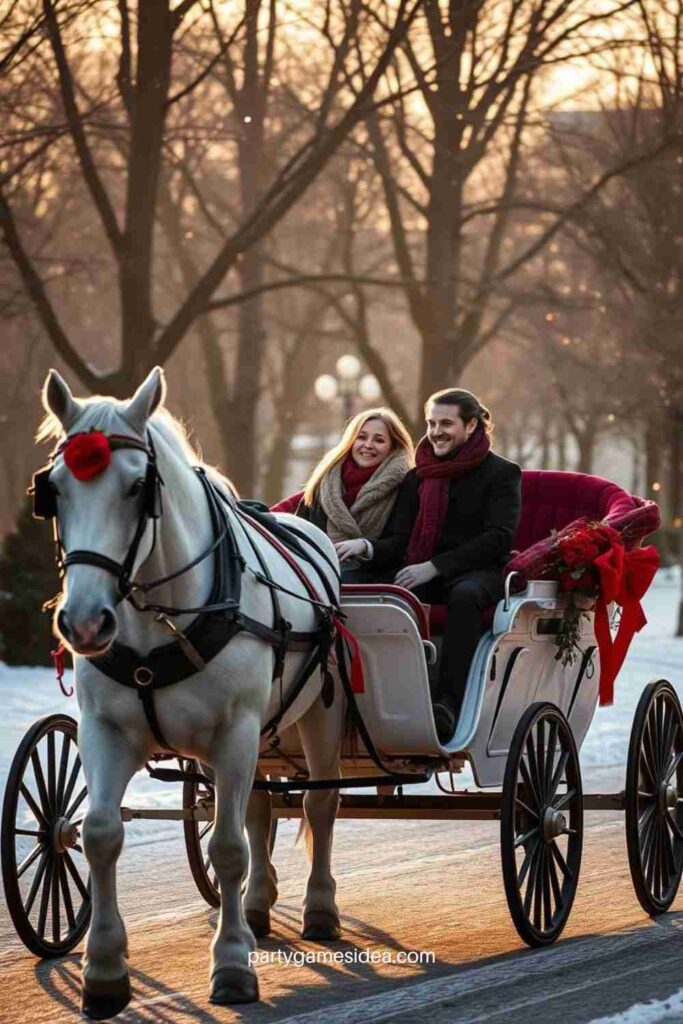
[415,569,505,719]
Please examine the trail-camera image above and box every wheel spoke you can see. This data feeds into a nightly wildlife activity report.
[666,751,683,783]
[51,846,61,944]
[514,825,539,849]
[517,836,540,889]
[29,752,51,818]
[523,843,541,918]
[20,783,47,828]
[662,707,679,775]
[542,845,553,930]
[544,720,559,805]
[553,787,577,811]
[58,858,76,931]
[17,842,45,879]
[641,810,658,878]
[642,716,659,785]
[548,847,563,911]
[665,812,683,842]
[55,733,73,813]
[638,802,656,835]
[37,856,54,938]
[24,849,49,916]
[65,785,88,821]
[550,840,573,879]
[47,731,57,818]
[519,757,541,812]
[198,822,213,841]
[533,846,544,931]
[536,719,546,804]
[60,755,82,817]
[548,750,570,803]
[515,795,539,819]
[661,818,676,888]
[63,850,89,901]
[645,816,659,892]
[15,828,46,838]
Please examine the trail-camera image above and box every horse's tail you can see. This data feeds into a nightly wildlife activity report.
[341,697,358,757]
[295,817,314,861]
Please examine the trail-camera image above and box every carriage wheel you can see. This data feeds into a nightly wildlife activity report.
[182,762,278,907]
[1,714,91,957]
[501,702,583,947]
[625,679,683,915]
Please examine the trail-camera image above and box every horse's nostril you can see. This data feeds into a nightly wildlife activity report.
[100,608,116,636]
[57,608,72,641]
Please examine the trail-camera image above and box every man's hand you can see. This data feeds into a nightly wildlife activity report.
[334,538,368,562]
[394,561,438,590]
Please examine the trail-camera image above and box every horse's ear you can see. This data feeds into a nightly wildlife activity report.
[124,366,166,433]
[42,370,81,429]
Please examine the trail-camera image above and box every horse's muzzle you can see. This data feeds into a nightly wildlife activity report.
[57,606,117,655]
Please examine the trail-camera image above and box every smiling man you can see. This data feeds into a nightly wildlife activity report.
[394,388,521,743]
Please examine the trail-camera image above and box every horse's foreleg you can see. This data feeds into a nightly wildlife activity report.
[244,772,278,938]
[208,712,261,1005]
[296,695,343,940]
[79,715,144,1020]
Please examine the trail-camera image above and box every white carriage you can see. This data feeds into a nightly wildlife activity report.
[2,470,679,959]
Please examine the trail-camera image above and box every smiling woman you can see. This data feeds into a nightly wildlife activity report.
[272,408,415,583]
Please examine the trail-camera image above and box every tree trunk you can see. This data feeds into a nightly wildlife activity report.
[667,409,683,526]
[576,428,596,475]
[645,421,663,503]
[556,429,568,471]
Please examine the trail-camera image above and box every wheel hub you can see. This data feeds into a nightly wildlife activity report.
[542,806,567,843]
[53,816,79,853]
[658,782,678,816]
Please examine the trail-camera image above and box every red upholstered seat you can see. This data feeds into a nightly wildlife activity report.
[427,470,639,637]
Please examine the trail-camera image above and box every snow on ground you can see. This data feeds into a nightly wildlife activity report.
[0,568,682,848]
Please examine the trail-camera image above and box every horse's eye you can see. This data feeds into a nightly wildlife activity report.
[126,478,145,499]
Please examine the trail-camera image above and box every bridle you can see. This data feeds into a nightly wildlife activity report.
[31,431,169,603]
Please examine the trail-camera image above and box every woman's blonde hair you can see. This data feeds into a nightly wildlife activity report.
[303,407,414,507]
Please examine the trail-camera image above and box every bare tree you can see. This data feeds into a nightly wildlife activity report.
[0,0,421,491]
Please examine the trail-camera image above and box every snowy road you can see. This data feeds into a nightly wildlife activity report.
[1,569,683,1022]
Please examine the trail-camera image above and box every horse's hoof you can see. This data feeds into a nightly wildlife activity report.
[210,964,260,1005]
[302,911,341,941]
[81,975,132,1020]
[246,908,271,938]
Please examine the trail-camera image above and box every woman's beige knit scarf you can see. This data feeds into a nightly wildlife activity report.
[318,449,411,547]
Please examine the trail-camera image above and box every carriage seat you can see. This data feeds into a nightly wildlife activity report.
[427,470,641,636]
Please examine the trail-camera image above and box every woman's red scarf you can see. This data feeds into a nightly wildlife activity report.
[405,427,491,565]
[341,454,376,507]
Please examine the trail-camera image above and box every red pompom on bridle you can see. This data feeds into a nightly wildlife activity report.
[62,430,112,481]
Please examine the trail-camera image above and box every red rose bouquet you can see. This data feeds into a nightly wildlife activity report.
[540,521,622,667]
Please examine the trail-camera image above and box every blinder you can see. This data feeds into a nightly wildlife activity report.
[31,466,58,521]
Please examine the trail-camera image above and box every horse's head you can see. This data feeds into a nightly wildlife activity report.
[40,367,166,656]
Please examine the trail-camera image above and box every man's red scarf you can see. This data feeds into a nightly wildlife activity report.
[341,454,376,507]
[405,427,491,565]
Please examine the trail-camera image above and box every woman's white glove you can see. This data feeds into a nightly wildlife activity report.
[394,561,439,590]
[334,538,370,563]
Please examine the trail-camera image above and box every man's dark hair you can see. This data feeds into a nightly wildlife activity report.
[425,388,494,438]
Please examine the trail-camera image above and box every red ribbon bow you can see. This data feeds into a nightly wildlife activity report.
[593,542,659,706]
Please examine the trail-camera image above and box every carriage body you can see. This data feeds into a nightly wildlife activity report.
[257,578,601,789]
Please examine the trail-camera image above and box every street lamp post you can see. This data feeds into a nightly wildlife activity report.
[314,354,381,429]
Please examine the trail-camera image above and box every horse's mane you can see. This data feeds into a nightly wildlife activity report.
[37,398,238,499]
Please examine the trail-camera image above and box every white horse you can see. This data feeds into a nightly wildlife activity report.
[39,367,344,1019]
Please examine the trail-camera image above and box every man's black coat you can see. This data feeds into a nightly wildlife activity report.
[400,451,522,581]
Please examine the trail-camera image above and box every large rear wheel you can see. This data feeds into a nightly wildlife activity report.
[625,679,683,915]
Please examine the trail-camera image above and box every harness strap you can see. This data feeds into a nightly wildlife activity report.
[137,686,178,752]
